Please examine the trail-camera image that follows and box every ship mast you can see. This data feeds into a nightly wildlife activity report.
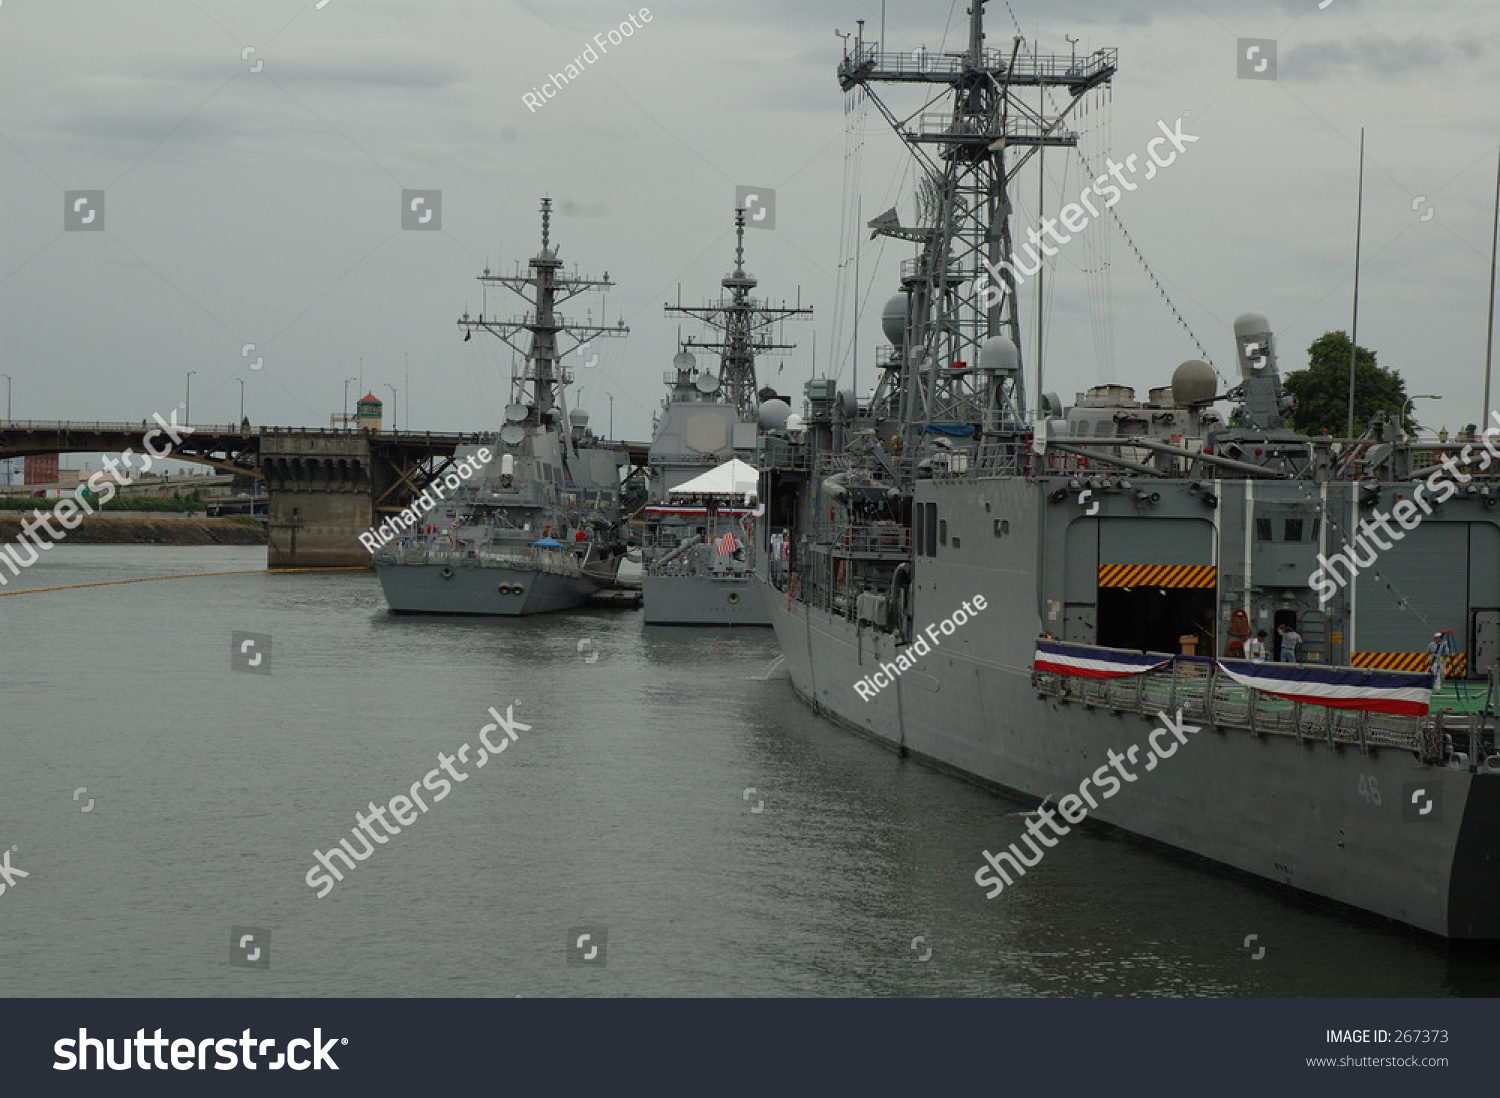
[665,208,813,420]
[839,0,1115,454]
[459,197,627,456]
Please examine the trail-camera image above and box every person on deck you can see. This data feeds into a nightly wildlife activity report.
[1427,632,1448,692]
[1277,624,1302,664]
[1246,630,1268,663]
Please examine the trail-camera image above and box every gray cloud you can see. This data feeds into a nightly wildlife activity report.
[1288,32,1499,79]
[0,0,1495,446]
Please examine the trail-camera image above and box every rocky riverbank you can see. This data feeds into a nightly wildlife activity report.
[0,515,266,545]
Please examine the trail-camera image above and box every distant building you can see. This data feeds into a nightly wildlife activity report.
[355,393,383,431]
[24,454,58,485]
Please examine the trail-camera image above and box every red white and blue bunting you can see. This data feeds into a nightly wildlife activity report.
[1034,641,1433,716]
[1214,660,1432,717]
[1033,641,1171,679]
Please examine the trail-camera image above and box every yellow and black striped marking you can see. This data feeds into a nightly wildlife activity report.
[1097,564,1217,589]
[1352,651,1467,676]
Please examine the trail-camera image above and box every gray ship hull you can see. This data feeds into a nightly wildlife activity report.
[642,573,770,626]
[763,478,1500,939]
[376,561,601,616]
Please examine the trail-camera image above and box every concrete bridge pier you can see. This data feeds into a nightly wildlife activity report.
[261,433,373,567]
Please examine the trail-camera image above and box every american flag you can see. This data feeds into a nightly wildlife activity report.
[715,529,739,556]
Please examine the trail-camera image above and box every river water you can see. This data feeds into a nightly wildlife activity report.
[1,546,1494,997]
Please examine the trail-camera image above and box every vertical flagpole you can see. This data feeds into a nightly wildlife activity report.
[1484,142,1500,415]
[853,194,861,407]
[1037,140,1045,421]
[1346,128,1365,439]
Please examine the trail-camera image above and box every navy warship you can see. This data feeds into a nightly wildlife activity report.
[639,209,810,625]
[756,4,1500,937]
[375,198,630,615]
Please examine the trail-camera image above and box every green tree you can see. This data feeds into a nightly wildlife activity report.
[1281,331,1411,436]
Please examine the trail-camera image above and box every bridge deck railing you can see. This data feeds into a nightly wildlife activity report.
[0,420,482,442]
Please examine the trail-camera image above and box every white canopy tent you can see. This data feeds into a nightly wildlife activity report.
[667,457,759,498]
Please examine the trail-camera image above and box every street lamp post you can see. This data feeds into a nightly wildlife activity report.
[185,371,196,425]
[607,392,614,439]
[1,374,10,487]
[236,378,246,422]
[343,376,357,428]
[1399,393,1442,437]
[385,384,397,435]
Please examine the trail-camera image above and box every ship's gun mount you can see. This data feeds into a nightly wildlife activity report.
[1225,312,1294,432]
[654,534,703,569]
[1198,312,1314,476]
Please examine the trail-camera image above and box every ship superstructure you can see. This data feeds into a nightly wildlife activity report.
[375,198,630,616]
[640,209,810,625]
[756,3,1500,937]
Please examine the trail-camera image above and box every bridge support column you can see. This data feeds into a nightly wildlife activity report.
[262,435,373,567]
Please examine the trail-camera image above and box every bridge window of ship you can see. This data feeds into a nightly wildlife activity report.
[925,503,937,555]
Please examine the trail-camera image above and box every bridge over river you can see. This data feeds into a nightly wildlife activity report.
[0,421,649,567]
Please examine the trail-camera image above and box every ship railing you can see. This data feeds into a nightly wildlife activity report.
[914,113,1078,145]
[963,440,1029,477]
[840,45,971,77]
[1031,650,1452,764]
[1405,446,1500,477]
[819,522,910,555]
[1040,451,1093,474]
[898,258,966,284]
[840,45,1117,83]
[1296,438,1500,482]
[377,544,585,577]
[760,437,813,470]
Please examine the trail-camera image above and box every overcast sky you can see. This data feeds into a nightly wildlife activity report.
[3,0,1497,451]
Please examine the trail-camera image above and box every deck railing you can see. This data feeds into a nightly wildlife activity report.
[839,45,1117,84]
[377,544,587,578]
[1030,652,1478,764]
